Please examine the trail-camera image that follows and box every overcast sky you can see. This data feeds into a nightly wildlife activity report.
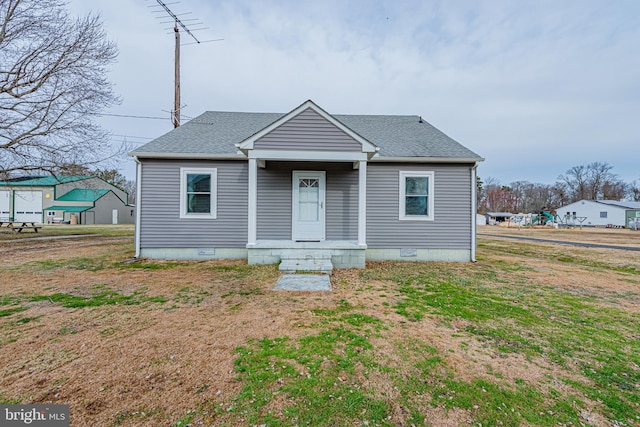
[68,0,639,186]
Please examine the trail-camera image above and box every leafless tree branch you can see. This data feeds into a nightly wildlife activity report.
[0,0,122,176]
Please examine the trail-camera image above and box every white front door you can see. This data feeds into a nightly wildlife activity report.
[292,171,325,241]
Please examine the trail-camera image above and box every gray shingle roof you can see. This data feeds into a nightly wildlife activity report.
[131,110,482,160]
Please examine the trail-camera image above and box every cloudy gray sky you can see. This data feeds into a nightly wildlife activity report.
[68,0,640,186]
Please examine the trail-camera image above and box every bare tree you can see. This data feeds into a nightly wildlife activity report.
[477,176,500,212]
[0,0,121,176]
[558,165,589,202]
[628,181,640,202]
[549,181,569,208]
[585,161,620,199]
[558,162,626,202]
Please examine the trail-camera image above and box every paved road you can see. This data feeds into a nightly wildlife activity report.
[479,233,640,252]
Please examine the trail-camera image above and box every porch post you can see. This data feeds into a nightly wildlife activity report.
[134,158,142,258]
[358,160,367,247]
[248,158,257,246]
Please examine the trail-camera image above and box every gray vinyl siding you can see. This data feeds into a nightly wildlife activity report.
[93,192,135,224]
[255,108,362,151]
[257,162,358,240]
[139,159,248,248]
[367,163,472,248]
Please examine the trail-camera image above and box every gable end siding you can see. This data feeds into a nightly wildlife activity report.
[139,159,248,248]
[257,162,358,240]
[367,163,472,248]
[254,108,362,151]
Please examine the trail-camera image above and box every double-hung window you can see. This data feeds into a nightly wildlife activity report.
[180,168,217,219]
[399,171,434,221]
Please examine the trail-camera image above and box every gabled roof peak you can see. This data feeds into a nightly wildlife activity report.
[236,99,378,155]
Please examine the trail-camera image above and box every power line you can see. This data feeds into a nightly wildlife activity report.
[111,134,154,140]
[98,112,168,120]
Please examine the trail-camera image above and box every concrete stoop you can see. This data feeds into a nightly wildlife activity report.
[278,251,333,274]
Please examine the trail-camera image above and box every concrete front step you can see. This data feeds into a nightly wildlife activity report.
[279,254,333,274]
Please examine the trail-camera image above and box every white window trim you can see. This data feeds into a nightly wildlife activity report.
[399,170,434,221]
[180,167,217,219]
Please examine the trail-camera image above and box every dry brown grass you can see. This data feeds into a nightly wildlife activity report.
[0,228,638,426]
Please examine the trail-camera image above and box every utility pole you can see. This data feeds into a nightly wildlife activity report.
[174,25,180,128]
[149,0,220,128]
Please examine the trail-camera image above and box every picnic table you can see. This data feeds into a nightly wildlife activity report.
[0,221,42,233]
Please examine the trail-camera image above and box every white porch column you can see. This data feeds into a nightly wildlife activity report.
[248,158,257,246]
[471,163,478,262]
[358,160,367,247]
[134,158,142,258]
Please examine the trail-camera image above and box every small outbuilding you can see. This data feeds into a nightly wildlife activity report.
[485,212,513,225]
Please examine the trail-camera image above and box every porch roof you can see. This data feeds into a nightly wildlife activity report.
[45,205,91,213]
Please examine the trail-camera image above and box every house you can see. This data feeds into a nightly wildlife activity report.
[129,100,483,270]
[557,200,640,228]
[0,176,134,224]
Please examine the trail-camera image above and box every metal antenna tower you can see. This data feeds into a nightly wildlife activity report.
[148,0,220,128]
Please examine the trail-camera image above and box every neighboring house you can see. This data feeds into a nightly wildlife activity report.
[0,176,134,224]
[557,200,640,228]
[129,100,484,270]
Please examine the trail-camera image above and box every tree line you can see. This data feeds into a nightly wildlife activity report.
[478,162,640,213]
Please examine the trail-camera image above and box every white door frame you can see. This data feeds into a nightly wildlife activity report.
[292,171,326,241]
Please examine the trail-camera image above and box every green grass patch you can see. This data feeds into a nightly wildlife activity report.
[0,306,27,317]
[120,260,184,270]
[21,241,134,272]
[220,288,264,299]
[0,224,134,241]
[174,287,211,305]
[28,287,166,308]
[230,328,390,426]
[377,258,640,423]
[9,316,40,325]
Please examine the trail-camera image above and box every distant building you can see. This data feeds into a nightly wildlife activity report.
[556,200,640,228]
[485,212,513,225]
[0,176,134,224]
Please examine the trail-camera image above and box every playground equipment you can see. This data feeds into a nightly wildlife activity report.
[531,210,555,225]
[558,213,587,229]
